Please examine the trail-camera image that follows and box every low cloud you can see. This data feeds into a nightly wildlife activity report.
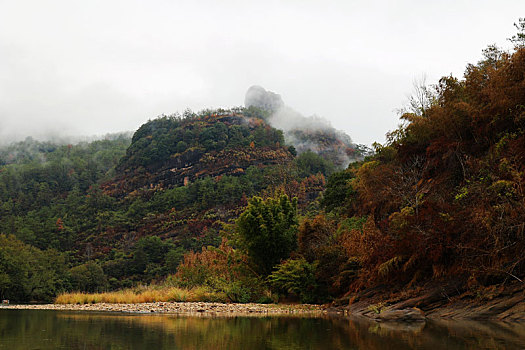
[245,85,361,168]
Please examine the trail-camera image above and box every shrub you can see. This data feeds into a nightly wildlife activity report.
[268,258,318,304]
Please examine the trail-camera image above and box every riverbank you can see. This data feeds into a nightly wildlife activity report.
[2,282,523,321]
[337,280,525,322]
[0,301,323,316]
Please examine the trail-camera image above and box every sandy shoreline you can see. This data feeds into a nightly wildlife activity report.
[0,302,325,316]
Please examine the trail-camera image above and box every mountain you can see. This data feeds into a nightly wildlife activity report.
[108,109,292,195]
[4,39,523,308]
[0,106,333,300]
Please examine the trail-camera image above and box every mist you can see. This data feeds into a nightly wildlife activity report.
[245,85,361,168]
[1,0,523,145]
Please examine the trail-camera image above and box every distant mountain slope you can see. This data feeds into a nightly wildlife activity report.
[0,133,132,166]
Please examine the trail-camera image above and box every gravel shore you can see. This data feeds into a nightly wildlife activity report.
[0,302,324,316]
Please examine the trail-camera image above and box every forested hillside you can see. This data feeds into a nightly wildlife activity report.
[1,29,524,306]
[0,108,347,302]
[326,43,525,294]
[170,41,524,305]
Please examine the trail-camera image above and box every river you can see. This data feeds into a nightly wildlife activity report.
[0,309,524,349]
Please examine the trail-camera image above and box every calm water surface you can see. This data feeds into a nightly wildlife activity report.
[0,309,524,349]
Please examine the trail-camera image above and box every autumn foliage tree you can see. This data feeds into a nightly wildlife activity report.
[338,43,525,289]
[173,240,265,302]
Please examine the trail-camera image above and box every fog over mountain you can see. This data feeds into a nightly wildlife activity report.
[245,85,363,167]
[1,1,522,146]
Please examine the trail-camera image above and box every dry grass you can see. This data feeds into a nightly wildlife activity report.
[55,286,227,305]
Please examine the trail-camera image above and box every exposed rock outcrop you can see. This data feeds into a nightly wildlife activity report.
[245,85,284,113]
[342,281,525,322]
[244,86,367,167]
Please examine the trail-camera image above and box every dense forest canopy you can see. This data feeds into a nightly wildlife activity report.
[0,26,524,304]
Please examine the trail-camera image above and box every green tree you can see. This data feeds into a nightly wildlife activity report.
[295,151,335,177]
[70,261,106,292]
[268,258,317,303]
[134,236,169,264]
[0,235,31,301]
[165,247,185,273]
[320,170,355,212]
[176,141,188,153]
[0,234,69,302]
[27,248,70,302]
[236,194,298,275]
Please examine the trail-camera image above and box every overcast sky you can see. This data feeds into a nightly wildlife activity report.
[0,0,523,145]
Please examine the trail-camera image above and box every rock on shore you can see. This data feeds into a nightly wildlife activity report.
[343,281,525,322]
[1,302,323,316]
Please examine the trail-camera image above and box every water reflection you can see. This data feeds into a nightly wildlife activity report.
[0,309,524,349]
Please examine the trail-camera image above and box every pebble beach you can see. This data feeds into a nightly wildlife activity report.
[0,302,324,316]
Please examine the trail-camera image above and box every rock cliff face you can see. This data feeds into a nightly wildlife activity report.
[244,86,367,168]
[105,111,292,195]
[285,128,359,168]
[154,146,292,188]
[245,85,284,113]
[342,281,525,322]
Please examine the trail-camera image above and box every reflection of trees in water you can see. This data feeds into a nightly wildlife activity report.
[338,317,525,350]
[0,311,524,350]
